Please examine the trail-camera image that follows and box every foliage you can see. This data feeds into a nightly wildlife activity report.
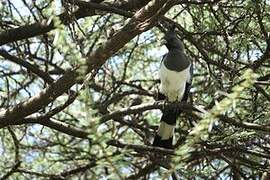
[0,0,270,179]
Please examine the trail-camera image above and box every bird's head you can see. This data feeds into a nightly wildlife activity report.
[162,30,184,51]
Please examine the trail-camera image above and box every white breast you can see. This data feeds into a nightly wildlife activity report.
[159,62,190,102]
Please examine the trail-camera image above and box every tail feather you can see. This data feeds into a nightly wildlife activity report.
[153,83,191,149]
[153,108,180,149]
[152,135,173,149]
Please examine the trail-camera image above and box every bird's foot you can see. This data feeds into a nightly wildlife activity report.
[162,99,171,113]
[156,92,166,101]
[171,101,181,115]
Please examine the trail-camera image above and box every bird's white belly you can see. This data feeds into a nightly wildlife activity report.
[159,63,190,101]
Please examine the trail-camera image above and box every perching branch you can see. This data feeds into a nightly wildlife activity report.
[100,101,200,123]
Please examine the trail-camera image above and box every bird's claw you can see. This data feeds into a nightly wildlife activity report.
[156,92,166,101]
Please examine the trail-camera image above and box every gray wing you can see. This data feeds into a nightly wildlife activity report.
[182,60,193,102]
[187,59,193,84]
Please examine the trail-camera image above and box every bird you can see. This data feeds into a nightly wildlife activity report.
[152,28,193,149]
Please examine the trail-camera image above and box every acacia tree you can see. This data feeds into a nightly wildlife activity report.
[0,0,270,179]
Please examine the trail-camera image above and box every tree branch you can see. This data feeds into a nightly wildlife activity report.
[107,139,175,155]
[38,118,89,139]
[0,70,78,127]
[100,101,200,123]
[0,0,148,45]
[0,0,176,129]
[219,115,270,132]
[0,49,54,84]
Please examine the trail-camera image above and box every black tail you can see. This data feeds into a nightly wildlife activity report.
[152,108,180,149]
[152,87,191,149]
